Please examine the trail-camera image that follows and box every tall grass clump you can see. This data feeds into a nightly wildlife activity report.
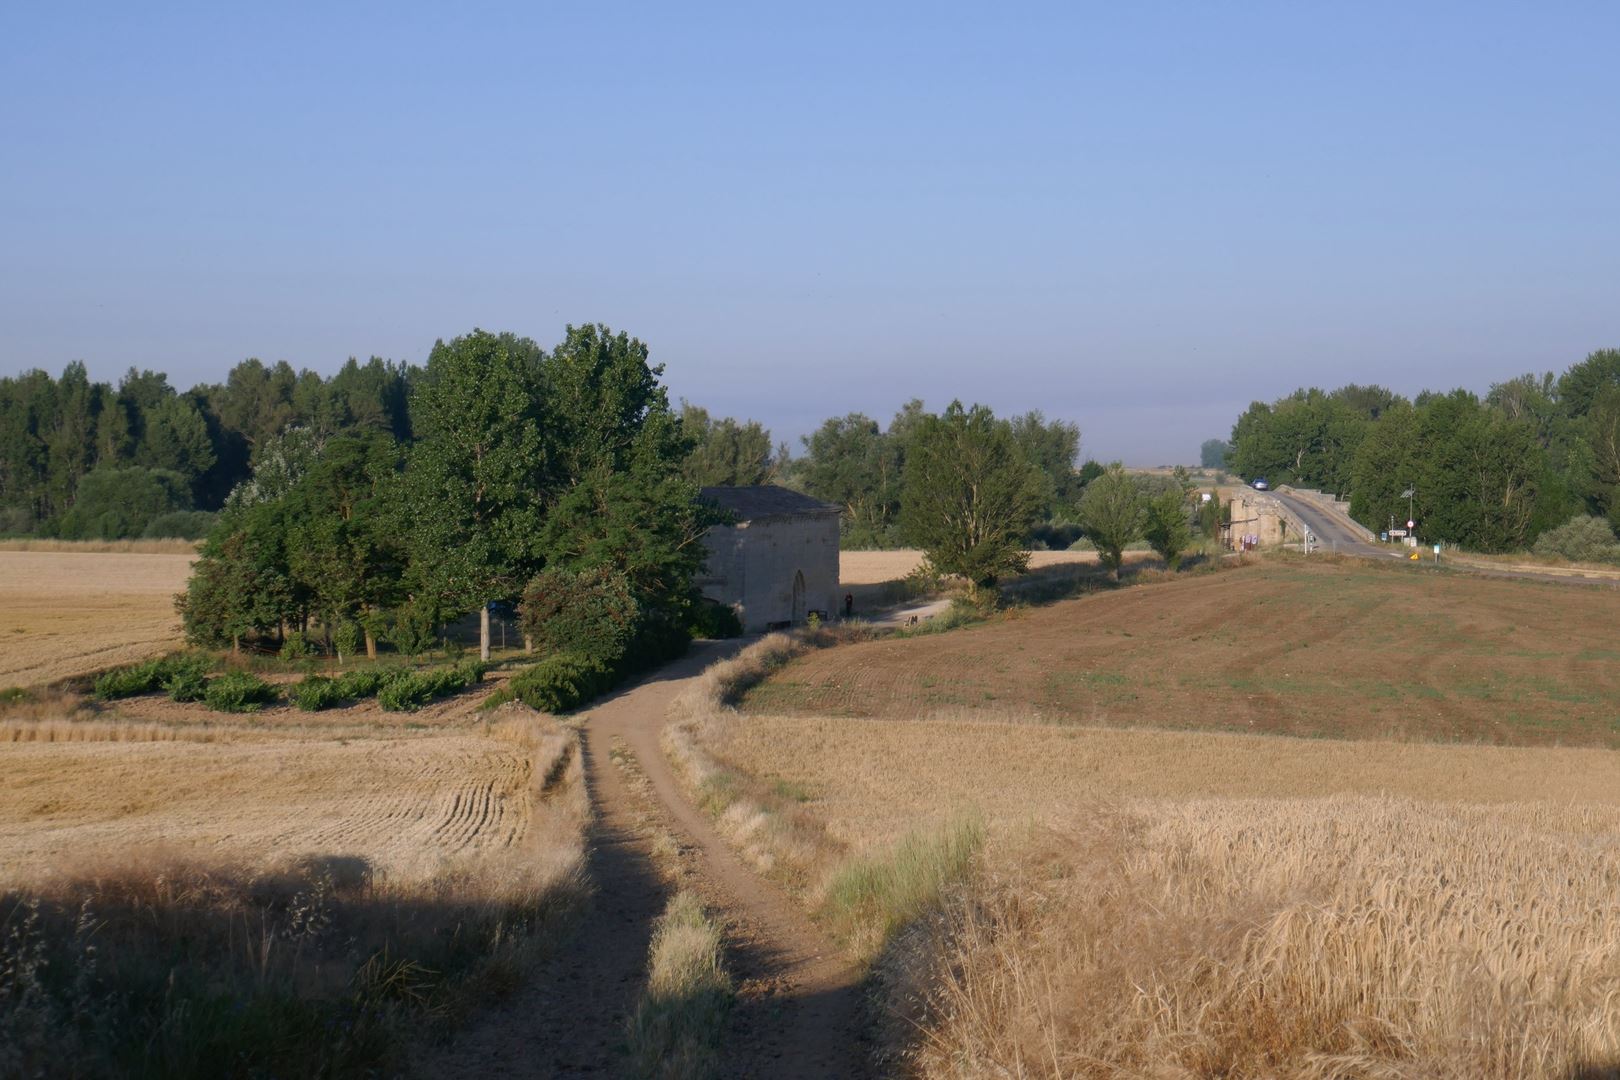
[886,798,1620,1078]
[625,891,734,1079]
[821,817,982,963]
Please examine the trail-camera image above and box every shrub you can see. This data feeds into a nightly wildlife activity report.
[140,510,217,540]
[279,630,314,660]
[289,676,344,712]
[391,602,439,656]
[519,566,638,662]
[289,667,397,712]
[1532,514,1620,563]
[377,662,486,712]
[506,653,614,713]
[689,600,743,640]
[203,671,279,712]
[94,655,208,700]
[163,656,213,703]
[336,667,391,699]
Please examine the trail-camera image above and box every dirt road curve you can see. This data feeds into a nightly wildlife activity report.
[435,642,872,1078]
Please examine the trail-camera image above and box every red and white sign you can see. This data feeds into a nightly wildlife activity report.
[1407,519,1415,529]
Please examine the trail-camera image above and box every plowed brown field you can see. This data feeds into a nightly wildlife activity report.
[0,549,195,688]
[750,557,1620,747]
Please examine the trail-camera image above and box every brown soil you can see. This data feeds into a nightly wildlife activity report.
[433,643,871,1077]
[746,557,1620,748]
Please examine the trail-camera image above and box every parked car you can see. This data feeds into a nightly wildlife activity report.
[1252,478,1269,491]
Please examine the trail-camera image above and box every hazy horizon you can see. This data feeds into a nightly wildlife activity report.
[4,3,1617,464]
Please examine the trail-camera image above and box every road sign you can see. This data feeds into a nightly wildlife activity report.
[1407,519,1415,529]
[1390,529,1407,538]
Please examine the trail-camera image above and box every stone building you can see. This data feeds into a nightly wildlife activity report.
[697,486,842,632]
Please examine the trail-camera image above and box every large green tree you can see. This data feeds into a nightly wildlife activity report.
[403,330,550,659]
[679,403,776,486]
[1078,465,1143,578]
[898,401,1046,590]
[798,414,906,547]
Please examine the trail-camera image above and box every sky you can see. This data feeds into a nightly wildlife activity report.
[2,2,1618,464]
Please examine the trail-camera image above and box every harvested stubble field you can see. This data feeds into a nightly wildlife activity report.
[764,556,1620,747]
[838,547,1112,585]
[0,682,565,888]
[0,675,589,1076]
[689,561,1620,1076]
[0,549,195,688]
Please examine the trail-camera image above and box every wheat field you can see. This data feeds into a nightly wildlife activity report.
[0,549,195,687]
[683,633,1620,1078]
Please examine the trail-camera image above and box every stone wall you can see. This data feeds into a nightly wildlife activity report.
[1226,493,1287,549]
[697,511,841,631]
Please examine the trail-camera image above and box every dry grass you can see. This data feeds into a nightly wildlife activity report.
[838,548,1108,586]
[0,718,555,888]
[677,621,1620,1076]
[0,550,195,688]
[0,705,588,1076]
[626,890,734,1079]
[0,538,200,554]
[894,799,1620,1078]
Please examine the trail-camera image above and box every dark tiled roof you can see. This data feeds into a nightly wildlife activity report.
[700,485,842,521]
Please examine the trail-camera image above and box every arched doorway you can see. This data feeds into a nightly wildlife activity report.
[791,570,806,624]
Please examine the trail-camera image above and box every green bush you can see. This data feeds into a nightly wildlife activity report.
[519,566,638,662]
[203,671,279,712]
[336,667,392,699]
[163,656,214,702]
[391,602,440,656]
[279,630,314,661]
[506,652,614,713]
[95,655,208,700]
[377,661,486,712]
[141,510,217,540]
[689,601,743,640]
[289,667,398,712]
[1532,514,1620,563]
[289,676,344,712]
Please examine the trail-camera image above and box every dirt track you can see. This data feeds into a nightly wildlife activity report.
[435,642,871,1077]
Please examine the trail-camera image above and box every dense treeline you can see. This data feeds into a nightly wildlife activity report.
[1227,349,1620,553]
[173,325,715,661]
[0,357,410,538]
[777,402,1087,548]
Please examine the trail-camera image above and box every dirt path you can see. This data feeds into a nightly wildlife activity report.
[430,642,871,1077]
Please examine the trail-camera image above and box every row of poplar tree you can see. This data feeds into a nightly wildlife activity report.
[1223,349,1620,553]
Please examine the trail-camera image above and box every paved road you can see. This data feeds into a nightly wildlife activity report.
[1270,488,1399,559]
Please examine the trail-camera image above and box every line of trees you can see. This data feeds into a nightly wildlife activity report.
[1224,349,1620,553]
[0,357,411,538]
[177,326,715,661]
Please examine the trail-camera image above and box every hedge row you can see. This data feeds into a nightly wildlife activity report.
[377,661,487,712]
[94,655,210,700]
[289,667,395,712]
[202,671,279,712]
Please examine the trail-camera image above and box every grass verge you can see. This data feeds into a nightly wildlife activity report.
[625,891,734,1079]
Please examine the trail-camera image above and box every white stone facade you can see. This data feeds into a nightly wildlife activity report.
[697,487,841,632]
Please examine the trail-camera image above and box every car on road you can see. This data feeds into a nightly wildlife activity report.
[1252,477,1269,491]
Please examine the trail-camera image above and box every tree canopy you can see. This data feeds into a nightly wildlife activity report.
[898,401,1047,588]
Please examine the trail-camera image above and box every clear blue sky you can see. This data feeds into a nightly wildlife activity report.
[3,2,1617,463]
